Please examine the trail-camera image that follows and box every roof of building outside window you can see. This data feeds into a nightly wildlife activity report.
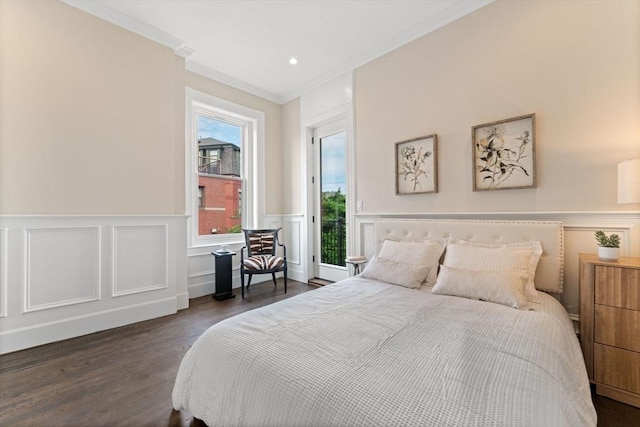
[198,137,240,150]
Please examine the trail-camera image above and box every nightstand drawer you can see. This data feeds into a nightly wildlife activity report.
[595,266,640,310]
[580,254,640,407]
[595,304,640,352]
[594,344,640,394]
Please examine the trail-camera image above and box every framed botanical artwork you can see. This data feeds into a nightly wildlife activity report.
[472,113,536,191]
[395,134,438,195]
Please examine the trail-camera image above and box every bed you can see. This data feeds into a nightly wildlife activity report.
[172,219,597,426]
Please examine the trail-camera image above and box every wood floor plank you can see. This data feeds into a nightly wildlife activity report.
[0,279,312,426]
[1,278,638,426]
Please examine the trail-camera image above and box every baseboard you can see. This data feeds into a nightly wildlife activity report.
[188,281,215,299]
[188,271,305,299]
[0,297,177,354]
[176,292,190,310]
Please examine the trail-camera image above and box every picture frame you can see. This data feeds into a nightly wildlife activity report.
[395,134,438,195]
[472,113,536,191]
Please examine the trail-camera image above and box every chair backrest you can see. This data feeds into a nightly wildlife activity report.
[243,228,280,257]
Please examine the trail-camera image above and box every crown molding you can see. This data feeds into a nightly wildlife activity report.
[61,0,493,105]
[279,0,495,103]
[60,0,195,59]
[185,62,283,104]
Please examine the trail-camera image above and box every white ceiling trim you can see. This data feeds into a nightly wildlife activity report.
[60,0,195,58]
[186,62,282,104]
[279,0,494,104]
[61,0,494,105]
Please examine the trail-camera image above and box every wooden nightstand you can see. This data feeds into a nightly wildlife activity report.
[579,253,640,408]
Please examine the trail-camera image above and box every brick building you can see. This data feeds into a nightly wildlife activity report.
[198,137,242,235]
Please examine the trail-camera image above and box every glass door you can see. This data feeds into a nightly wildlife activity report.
[313,124,348,282]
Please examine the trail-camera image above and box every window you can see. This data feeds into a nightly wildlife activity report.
[196,116,242,236]
[186,88,265,248]
[198,186,204,208]
[199,147,220,175]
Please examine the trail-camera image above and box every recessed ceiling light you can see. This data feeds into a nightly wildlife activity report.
[289,57,298,65]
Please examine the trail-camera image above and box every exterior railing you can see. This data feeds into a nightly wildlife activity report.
[321,217,346,267]
[198,161,221,175]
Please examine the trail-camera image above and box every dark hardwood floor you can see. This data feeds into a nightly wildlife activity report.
[0,279,311,427]
[1,279,638,426]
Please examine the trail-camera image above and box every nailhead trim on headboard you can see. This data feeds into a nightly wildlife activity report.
[374,219,564,294]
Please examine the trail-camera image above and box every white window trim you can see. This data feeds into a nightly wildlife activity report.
[185,87,265,249]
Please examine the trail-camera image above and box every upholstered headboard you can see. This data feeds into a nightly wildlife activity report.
[374,219,564,293]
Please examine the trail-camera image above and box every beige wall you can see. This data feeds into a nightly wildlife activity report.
[0,0,284,216]
[354,0,640,214]
[282,97,302,214]
[174,56,187,214]
[4,0,638,217]
[0,0,179,214]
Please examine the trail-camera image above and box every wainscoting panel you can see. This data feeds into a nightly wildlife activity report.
[354,212,640,320]
[186,215,305,299]
[282,217,302,266]
[264,215,304,282]
[113,225,168,297]
[0,215,187,354]
[24,227,101,312]
[0,228,7,318]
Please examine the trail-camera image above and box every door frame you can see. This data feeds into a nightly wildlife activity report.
[304,103,356,283]
[313,122,348,282]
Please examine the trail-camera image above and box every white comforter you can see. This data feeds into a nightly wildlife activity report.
[172,277,596,426]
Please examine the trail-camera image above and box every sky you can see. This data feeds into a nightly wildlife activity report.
[321,132,346,193]
[198,115,241,146]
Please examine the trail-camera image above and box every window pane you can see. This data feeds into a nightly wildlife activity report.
[320,131,346,267]
[198,186,204,208]
[197,115,243,235]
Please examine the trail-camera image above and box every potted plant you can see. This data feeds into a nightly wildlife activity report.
[594,231,621,262]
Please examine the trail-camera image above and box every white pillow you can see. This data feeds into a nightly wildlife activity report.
[378,239,446,285]
[360,255,430,289]
[443,239,542,302]
[432,265,530,309]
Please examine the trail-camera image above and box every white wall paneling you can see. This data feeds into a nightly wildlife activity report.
[186,214,304,299]
[260,215,303,285]
[355,211,640,321]
[0,215,187,354]
[0,228,7,318]
[113,225,168,297]
[266,214,303,282]
[24,226,101,312]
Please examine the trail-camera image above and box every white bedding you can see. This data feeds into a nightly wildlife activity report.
[172,277,596,426]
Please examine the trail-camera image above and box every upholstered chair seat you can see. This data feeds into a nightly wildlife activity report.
[243,255,285,271]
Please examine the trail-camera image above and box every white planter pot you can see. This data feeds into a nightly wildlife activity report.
[598,246,620,262]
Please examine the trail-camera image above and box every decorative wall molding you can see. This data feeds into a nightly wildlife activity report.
[62,0,493,105]
[264,215,303,283]
[60,0,195,58]
[0,297,177,355]
[0,215,187,354]
[186,214,305,299]
[0,228,7,318]
[112,225,168,297]
[186,62,281,104]
[354,211,640,221]
[23,226,101,313]
[281,0,494,104]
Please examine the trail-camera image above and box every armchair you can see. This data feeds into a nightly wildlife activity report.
[240,228,287,299]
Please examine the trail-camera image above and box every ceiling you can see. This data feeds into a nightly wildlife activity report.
[63,0,493,104]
